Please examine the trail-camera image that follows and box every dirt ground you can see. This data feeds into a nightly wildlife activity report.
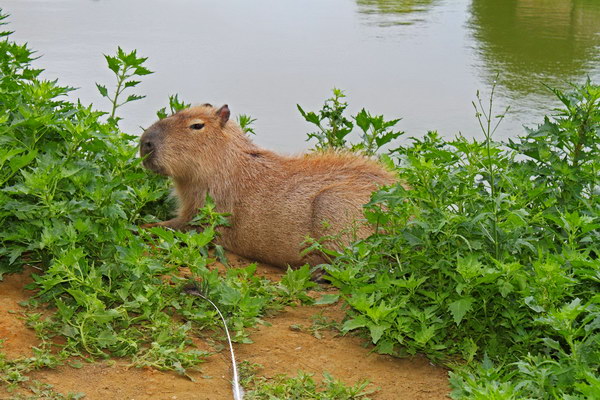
[0,258,450,400]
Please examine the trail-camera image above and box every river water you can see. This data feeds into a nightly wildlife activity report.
[3,0,600,152]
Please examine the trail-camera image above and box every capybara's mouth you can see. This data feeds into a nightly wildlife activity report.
[142,156,168,176]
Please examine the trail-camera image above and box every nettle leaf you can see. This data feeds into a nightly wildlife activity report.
[456,254,483,281]
[7,247,23,265]
[0,148,24,167]
[497,279,514,298]
[60,324,78,338]
[297,105,321,125]
[134,66,153,76]
[525,296,545,313]
[280,264,315,295]
[354,109,371,132]
[413,325,436,345]
[448,297,474,325]
[346,292,374,313]
[156,107,168,120]
[125,94,145,103]
[219,285,243,306]
[9,149,37,172]
[375,130,403,147]
[376,339,395,355]
[342,315,369,332]
[366,300,397,324]
[104,54,121,74]
[369,323,391,344]
[67,288,93,307]
[103,204,127,220]
[184,228,215,249]
[89,309,121,324]
[96,83,108,97]
[542,337,562,351]
[314,294,339,305]
[148,226,175,244]
[123,80,141,89]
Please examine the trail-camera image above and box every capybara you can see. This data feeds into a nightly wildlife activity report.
[140,104,396,267]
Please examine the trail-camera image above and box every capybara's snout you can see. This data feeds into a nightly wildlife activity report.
[140,127,160,158]
[139,126,166,175]
[140,136,154,157]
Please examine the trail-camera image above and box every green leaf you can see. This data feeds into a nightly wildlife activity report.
[448,297,474,325]
[96,329,118,347]
[524,296,545,313]
[342,316,369,332]
[314,294,339,305]
[280,264,316,296]
[369,323,390,344]
[96,83,108,97]
[219,285,242,306]
[376,339,395,355]
[104,54,121,74]
[66,289,92,307]
[413,325,435,345]
[168,94,190,113]
[9,150,37,172]
[125,94,145,103]
[354,108,371,132]
[123,80,141,88]
[297,105,321,125]
[456,254,483,281]
[156,107,168,120]
[0,148,24,167]
[134,66,153,76]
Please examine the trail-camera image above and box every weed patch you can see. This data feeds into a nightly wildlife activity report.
[312,82,599,398]
[240,361,376,400]
[0,13,314,392]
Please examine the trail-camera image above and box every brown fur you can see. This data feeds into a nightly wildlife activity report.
[139,104,396,268]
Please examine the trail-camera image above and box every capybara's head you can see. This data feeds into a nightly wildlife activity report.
[140,103,234,180]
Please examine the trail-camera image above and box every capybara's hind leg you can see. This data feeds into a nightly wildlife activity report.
[310,183,373,249]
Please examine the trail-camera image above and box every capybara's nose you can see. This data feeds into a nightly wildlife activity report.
[140,138,154,156]
[141,139,153,151]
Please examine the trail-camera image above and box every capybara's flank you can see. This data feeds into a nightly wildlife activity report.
[139,104,396,268]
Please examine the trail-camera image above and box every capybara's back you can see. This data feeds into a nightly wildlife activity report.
[140,104,396,267]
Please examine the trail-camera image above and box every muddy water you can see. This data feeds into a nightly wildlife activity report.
[2,0,600,151]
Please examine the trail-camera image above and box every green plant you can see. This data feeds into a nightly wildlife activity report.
[0,16,314,393]
[10,381,84,400]
[315,82,599,399]
[0,342,64,390]
[309,311,342,339]
[472,79,510,258]
[509,78,599,219]
[96,47,153,123]
[156,94,191,119]
[298,88,403,155]
[238,114,258,135]
[298,88,354,150]
[244,369,375,400]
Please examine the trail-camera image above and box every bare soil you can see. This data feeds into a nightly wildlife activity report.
[0,257,450,400]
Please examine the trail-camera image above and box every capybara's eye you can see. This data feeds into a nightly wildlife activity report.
[190,123,205,130]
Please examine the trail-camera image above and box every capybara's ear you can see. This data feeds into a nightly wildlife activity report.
[217,105,230,127]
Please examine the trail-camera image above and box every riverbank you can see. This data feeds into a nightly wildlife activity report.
[0,257,450,400]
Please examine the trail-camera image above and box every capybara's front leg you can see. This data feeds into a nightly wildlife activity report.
[141,217,190,231]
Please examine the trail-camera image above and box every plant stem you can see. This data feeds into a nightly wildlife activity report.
[110,68,127,120]
[485,83,499,259]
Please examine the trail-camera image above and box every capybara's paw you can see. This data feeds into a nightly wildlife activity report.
[141,222,161,229]
[310,267,331,284]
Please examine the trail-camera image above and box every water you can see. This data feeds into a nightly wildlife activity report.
[2,0,600,152]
